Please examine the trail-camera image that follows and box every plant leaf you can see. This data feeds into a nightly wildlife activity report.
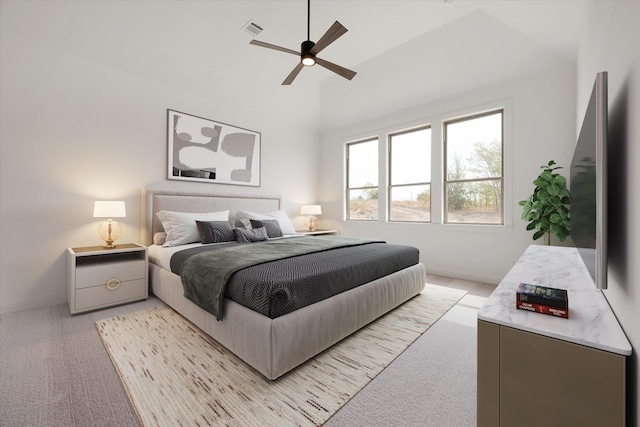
[533,178,548,188]
[533,230,546,240]
[540,170,553,181]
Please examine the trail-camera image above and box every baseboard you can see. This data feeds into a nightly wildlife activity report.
[0,294,67,315]
[426,267,501,286]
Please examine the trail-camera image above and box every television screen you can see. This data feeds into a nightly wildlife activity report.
[570,71,608,289]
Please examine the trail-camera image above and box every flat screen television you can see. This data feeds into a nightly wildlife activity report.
[570,71,608,289]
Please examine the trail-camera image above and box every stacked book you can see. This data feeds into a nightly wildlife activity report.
[516,283,569,319]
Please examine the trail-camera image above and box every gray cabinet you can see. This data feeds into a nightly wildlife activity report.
[478,320,626,426]
[477,245,630,426]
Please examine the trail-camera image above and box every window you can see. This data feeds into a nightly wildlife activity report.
[389,126,431,222]
[343,102,509,228]
[444,110,503,224]
[346,138,378,220]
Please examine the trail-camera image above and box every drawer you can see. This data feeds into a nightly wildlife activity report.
[76,259,146,289]
[75,278,147,311]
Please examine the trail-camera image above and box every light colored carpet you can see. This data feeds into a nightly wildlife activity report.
[325,294,485,426]
[96,285,466,426]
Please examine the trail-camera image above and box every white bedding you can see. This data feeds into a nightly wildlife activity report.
[149,243,201,270]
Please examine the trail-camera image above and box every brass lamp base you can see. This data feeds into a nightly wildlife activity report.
[98,219,122,249]
[306,215,319,231]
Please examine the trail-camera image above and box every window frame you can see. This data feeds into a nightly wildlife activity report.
[388,125,432,223]
[345,137,379,221]
[341,98,512,232]
[443,109,505,225]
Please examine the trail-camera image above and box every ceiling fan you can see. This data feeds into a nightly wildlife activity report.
[249,0,357,85]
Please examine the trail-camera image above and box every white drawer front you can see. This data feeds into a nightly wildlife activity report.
[75,278,147,312]
[76,259,146,289]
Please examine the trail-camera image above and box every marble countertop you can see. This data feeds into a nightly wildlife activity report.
[478,244,632,355]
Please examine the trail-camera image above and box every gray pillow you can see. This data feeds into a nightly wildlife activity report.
[196,220,236,244]
[235,227,268,243]
[249,219,283,238]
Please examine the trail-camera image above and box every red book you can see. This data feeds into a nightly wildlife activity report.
[516,300,569,319]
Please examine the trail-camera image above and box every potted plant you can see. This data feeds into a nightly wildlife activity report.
[519,160,571,245]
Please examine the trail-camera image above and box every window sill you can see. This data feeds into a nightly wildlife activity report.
[344,220,513,234]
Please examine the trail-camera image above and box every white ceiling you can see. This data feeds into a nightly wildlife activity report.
[244,0,586,79]
[2,0,588,127]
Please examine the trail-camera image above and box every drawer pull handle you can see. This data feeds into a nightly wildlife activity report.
[106,278,121,290]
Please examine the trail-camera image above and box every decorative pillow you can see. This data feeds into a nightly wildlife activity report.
[234,210,296,235]
[157,210,229,246]
[196,220,236,244]
[235,227,268,243]
[249,219,283,238]
[153,232,167,245]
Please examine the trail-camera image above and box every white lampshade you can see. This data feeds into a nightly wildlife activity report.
[300,205,322,215]
[93,201,126,218]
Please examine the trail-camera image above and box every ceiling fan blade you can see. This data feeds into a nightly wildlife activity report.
[282,62,305,85]
[315,57,357,80]
[310,21,348,55]
[250,39,299,56]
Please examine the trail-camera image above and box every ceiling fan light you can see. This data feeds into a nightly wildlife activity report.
[302,55,315,66]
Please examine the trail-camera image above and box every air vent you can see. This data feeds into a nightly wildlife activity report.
[242,20,263,38]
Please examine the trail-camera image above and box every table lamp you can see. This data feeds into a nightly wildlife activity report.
[93,201,126,248]
[300,204,322,231]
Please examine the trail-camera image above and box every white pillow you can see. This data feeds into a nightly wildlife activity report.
[234,210,296,235]
[157,210,229,246]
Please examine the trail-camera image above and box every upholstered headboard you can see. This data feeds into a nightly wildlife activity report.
[141,188,281,246]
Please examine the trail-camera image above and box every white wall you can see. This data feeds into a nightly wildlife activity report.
[318,61,576,284]
[316,7,578,284]
[0,21,320,314]
[577,1,640,422]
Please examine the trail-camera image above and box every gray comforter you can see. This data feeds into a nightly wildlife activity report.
[173,236,419,320]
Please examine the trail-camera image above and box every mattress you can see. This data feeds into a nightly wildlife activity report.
[149,238,419,319]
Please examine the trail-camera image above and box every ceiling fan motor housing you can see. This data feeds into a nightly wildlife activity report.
[301,40,316,65]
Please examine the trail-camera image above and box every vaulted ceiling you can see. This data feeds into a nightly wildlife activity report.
[2,1,587,129]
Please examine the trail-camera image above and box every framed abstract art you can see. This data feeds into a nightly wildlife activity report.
[167,109,261,186]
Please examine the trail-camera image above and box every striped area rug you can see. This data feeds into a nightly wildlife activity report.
[96,284,465,426]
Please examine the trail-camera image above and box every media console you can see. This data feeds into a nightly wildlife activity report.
[477,245,631,426]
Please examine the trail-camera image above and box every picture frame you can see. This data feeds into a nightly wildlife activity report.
[167,109,261,187]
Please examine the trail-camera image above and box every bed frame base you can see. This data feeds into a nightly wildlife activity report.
[150,263,425,380]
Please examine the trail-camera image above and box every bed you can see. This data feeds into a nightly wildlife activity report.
[142,188,426,380]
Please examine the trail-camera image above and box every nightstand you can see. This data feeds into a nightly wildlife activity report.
[296,229,339,236]
[67,243,148,314]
